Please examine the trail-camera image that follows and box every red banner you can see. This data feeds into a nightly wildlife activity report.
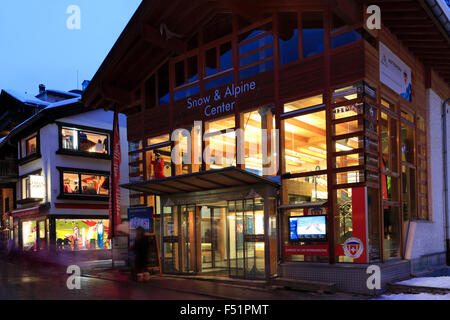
[108,110,121,238]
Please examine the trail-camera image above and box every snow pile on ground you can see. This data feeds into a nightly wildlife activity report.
[396,276,450,289]
[377,293,450,300]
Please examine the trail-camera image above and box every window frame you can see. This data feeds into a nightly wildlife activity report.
[57,167,110,201]
[17,169,44,204]
[18,132,41,164]
[56,122,113,160]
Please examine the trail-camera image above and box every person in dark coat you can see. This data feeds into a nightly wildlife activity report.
[133,226,149,281]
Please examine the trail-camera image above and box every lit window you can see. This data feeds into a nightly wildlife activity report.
[205,116,236,169]
[61,127,109,154]
[81,174,109,195]
[283,110,327,174]
[61,171,109,197]
[20,134,38,158]
[283,94,323,113]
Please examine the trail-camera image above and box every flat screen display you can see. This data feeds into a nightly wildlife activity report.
[289,215,327,241]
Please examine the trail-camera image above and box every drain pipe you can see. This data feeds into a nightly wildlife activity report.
[443,98,450,265]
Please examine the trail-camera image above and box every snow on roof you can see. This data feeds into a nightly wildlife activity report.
[0,96,82,148]
[2,89,50,106]
[38,89,81,98]
[44,97,81,109]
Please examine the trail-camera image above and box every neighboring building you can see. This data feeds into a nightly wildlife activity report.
[0,85,80,247]
[82,0,450,293]
[0,94,129,258]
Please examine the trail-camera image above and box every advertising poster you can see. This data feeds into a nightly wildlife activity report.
[128,206,153,246]
[379,42,412,102]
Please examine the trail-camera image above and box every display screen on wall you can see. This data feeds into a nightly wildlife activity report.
[289,215,327,241]
[55,219,110,250]
[379,42,412,102]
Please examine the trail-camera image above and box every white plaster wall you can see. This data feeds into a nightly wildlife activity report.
[409,89,449,258]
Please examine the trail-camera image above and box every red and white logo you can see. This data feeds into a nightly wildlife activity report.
[343,237,364,259]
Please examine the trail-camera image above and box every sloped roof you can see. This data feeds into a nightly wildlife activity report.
[0,97,92,149]
[2,89,50,107]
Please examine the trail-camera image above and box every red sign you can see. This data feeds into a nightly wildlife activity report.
[108,110,121,238]
[283,187,368,263]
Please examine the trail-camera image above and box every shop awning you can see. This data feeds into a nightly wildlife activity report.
[121,166,279,195]
[11,203,50,217]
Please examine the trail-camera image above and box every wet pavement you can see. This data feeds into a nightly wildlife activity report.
[0,257,369,300]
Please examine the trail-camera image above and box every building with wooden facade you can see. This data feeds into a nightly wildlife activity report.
[82,0,450,293]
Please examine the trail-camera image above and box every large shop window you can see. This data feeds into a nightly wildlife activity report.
[283,110,327,174]
[401,118,418,220]
[205,115,236,169]
[302,12,324,58]
[172,125,202,175]
[242,108,276,176]
[55,219,110,251]
[60,170,109,198]
[20,133,38,159]
[61,126,110,155]
[279,12,299,66]
[173,54,200,101]
[158,62,170,106]
[146,134,172,179]
[22,220,36,251]
[283,94,323,114]
[238,22,274,79]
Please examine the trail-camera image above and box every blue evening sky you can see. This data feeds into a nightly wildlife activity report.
[0,0,141,96]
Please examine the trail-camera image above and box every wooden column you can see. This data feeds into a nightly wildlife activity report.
[323,8,336,264]
[259,107,275,177]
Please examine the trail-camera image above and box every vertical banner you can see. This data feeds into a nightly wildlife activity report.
[108,109,121,239]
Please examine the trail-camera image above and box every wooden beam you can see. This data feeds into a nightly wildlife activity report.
[220,0,261,23]
[398,34,444,41]
[141,23,187,55]
[101,83,132,105]
[331,0,362,26]
[388,27,439,34]
[382,11,427,20]
[376,3,422,12]
[401,41,449,47]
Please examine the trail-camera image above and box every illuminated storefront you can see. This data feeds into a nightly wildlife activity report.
[55,219,110,250]
[83,0,450,292]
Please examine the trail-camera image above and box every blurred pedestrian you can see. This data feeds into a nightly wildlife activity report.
[133,226,149,281]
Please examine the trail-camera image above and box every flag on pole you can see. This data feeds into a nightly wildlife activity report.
[108,109,121,239]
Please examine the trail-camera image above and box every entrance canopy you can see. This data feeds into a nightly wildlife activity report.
[120,167,279,195]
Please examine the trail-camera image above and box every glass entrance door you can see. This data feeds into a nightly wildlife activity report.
[181,206,196,273]
[228,199,265,279]
[200,206,228,274]
[163,198,269,279]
